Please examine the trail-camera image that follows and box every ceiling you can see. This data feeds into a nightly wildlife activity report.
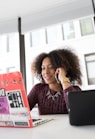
[0,0,75,21]
[0,0,93,21]
[0,0,94,33]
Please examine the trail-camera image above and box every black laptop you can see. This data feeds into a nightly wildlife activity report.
[68,90,95,126]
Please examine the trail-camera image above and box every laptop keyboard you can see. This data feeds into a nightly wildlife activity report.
[32,118,41,122]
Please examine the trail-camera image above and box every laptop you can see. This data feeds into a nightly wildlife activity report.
[68,90,95,126]
[0,71,52,128]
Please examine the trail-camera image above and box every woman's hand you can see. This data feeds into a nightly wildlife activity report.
[55,67,66,83]
[55,68,71,89]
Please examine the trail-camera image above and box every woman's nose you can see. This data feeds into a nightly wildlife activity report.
[45,68,49,74]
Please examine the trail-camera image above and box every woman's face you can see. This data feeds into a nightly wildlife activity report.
[41,57,57,84]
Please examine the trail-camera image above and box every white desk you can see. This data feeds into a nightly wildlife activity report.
[0,114,95,139]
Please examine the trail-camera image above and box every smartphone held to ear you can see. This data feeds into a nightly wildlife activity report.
[55,73,60,84]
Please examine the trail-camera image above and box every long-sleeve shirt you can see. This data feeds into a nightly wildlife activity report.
[28,83,81,115]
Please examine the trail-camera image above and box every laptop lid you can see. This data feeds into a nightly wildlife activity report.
[0,71,33,128]
[68,90,95,126]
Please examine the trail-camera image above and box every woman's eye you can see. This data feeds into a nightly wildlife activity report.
[48,65,54,69]
[41,65,54,70]
[41,67,45,70]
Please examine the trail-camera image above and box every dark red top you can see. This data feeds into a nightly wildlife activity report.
[28,83,81,115]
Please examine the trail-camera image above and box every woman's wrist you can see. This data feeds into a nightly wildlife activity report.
[61,77,70,84]
[60,77,71,89]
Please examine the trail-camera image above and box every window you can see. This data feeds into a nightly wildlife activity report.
[7,33,19,52]
[85,53,95,85]
[0,69,2,74]
[30,28,46,47]
[0,35,7,53]
[7,67,17,72]
[0,32,20,75]
[63,21,75,40]
[80,17,94,36]
[46,24,63,43]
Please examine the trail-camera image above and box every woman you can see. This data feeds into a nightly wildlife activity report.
[28,48,82,115]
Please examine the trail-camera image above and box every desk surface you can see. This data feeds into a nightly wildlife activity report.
[0,114,95,139]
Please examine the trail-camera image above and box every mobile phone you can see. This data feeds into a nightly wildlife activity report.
[55,73,60,83]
